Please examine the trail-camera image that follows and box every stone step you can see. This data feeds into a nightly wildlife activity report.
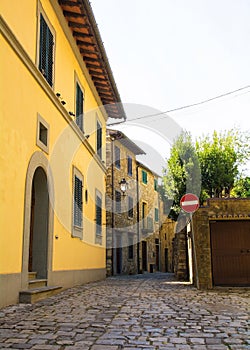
[28,279,47,289]
[28,272,37,280]
[19,286,62,304]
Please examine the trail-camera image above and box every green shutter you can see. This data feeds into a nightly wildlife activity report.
[39,14,54,87]
[142,170,147,184]
[155,208,159,222]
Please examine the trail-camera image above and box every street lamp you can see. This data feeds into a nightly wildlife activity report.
[119,178,128,195]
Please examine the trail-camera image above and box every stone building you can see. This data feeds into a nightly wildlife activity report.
[159,210,176,273]
[137,162,161,273]
[106,129,145,276]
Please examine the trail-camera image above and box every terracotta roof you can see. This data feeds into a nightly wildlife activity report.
[58,0,126,120]
[107,129,146,156]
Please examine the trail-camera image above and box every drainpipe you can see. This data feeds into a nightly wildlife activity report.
[111,137,115,276]
[136,164,140,274]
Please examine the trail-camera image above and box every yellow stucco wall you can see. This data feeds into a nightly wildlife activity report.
[0,0,106,275]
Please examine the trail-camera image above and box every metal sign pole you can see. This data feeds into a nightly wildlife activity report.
[190,212,199,289]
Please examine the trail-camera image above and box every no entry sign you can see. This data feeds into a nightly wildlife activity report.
[180,193,199,213]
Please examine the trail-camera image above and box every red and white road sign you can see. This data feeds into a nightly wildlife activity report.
[180,193,199,213]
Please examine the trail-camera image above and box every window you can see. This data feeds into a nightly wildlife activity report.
[154,179,158,191]
[38,13,54,87]
[96,193,102,236]
[115,191,121,213]
[36,115,49,153]
[115,146,120,168]
[128,235,134,259]
[76,82,84,131]
[155,208,159,222]
[72,169,83,239]
[142,170,147,184]
[128,196,133,218]
[96,120,102,159]
[127,156,132,176]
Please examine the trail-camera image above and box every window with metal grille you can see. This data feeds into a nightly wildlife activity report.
[127,156,132,176]
[128,235,134,259]
[128,196,133,218]
[114,146,120,168]
[115,191,121,213]
[73,175,83,228]
[142,170,147,184]
[39,13,54,87]
[97,120,102,159]
[96,194,102,236]
[155,208,159,222]
[76,82,84,131]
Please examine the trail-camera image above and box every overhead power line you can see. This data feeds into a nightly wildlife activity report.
[107,85,250,126]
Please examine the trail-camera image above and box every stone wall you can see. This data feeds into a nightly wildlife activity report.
[192,198,250,289]
[159,216,175,272]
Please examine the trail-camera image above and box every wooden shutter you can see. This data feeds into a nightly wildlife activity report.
[115,191,121,213]
[128,196,133,218]
[74,175,82,227]
[127,156,132,175]
[76,83,84,131]
[115,146,120,168]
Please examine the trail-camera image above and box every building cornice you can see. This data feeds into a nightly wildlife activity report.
[0,15,106,173]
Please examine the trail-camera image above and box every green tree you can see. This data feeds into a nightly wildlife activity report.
[231,176,250,198]
[163,131,201,220]
[196,129,250,198]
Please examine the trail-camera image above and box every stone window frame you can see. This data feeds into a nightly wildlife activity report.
[36,114,50,154]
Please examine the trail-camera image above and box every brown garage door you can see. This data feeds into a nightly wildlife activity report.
[210,220,250,286]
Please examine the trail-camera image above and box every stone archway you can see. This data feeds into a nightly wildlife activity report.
[21,152,54,289]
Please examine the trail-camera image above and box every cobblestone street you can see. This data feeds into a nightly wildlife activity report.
[0,273,249,350]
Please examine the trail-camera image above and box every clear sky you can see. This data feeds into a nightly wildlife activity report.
[91,0,250,175]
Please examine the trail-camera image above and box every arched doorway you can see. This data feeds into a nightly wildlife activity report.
[29,167,49,279]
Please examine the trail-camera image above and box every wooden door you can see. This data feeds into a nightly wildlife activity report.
[210,220,250,286]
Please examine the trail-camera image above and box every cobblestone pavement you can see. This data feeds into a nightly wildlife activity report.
[0,273,249,350]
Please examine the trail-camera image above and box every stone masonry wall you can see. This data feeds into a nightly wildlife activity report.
[192,198,250,289]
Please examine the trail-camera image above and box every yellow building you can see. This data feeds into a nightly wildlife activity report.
[0,0,125,307]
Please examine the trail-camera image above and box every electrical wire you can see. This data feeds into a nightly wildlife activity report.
[107,85,250,126]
